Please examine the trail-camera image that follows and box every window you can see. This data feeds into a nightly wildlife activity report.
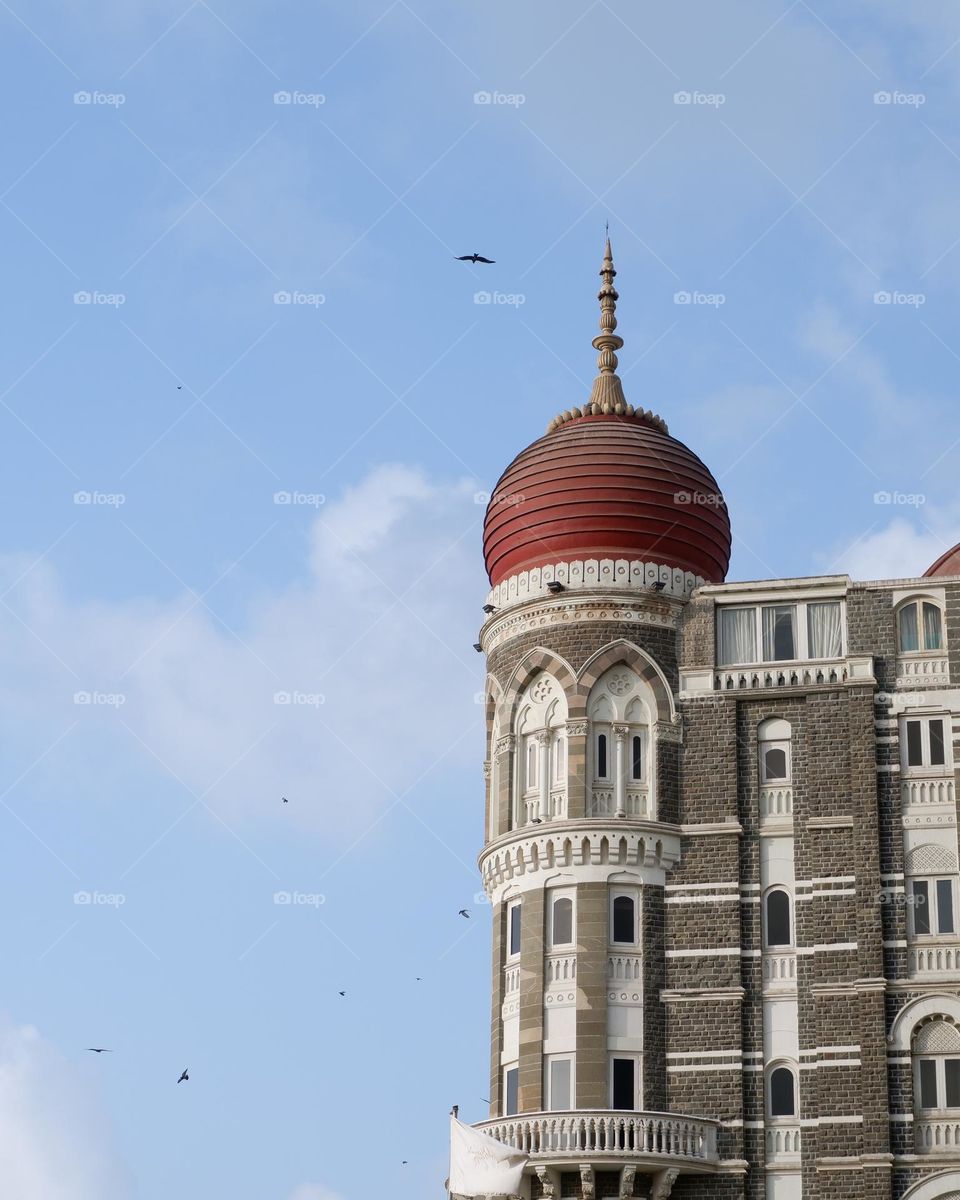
[758,718,792,787]
[914,1020,960,1113]
[762,745,788,781]
[596,733,608,779]
[610,1057,636,1110]
[551,896,573,946]
[612,894,636,945]
[525,739,538,790]
[764,889,791,947]
[631,735,643,781]
[902,717,949,770]
[899,600,944,653]
[911,879,956,937]
[545,1056,573,1110]
[552,736,565,784]
[768,1066,797,1117]
[508,902,522,957]
[717,600,843,665]
[504,1066,519,1116]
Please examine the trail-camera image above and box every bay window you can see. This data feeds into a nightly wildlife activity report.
[717,599,843,666]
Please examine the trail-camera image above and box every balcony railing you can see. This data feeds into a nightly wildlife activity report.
[608,953,642,982]
[522,790,568,825]
[765,1124,801,1161]
[909,942,960,976]
[897,654,950,686]
[917,1117,960,1151]
[588,786,650,819]
[715,662,848,691]
[759,785,793,822]
[762,951,797,989]
[902,777,956,807]
[474,1111,719,1162]
[545,953,577,985]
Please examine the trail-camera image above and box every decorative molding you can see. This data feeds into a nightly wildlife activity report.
[494,734,516,757]
[566,720,588,737]
[807,816,853,829]
[618,1165,636,1200]
[651,1168,680,1200]
[485,559,702,614]
[579,1165,595,1200]
[654,719,683,744]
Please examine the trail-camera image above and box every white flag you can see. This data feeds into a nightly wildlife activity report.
[448,1116,527,1198]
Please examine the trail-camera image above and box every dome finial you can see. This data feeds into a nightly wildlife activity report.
[586,231,628,415]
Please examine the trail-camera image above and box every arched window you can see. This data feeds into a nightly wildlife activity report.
[914,1020,960,1113]
[586,665,654,818]
[552,736,565,784]
[768,1065,797,1117]
[899,598,944,653]
[552,896,573,946]
[597,733,608,779]
[631,735,643,781]
[758,718,792,784]
[765,889,792,947]
[513,672,567,827]
[612,894,636,944]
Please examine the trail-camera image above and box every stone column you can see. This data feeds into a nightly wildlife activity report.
[575,881,609,1108]
[495,734,515,836]
[566,720,589,819]
[518,887,545,1112]
[536,730,551,822]
[613,724,629,817]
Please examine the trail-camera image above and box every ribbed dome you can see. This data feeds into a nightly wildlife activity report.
[926,541,960,577]
[483,412,731,586]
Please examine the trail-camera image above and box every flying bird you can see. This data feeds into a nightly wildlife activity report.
[454,253,495,264]
[177,1068,189,1084]
[86,1048,112,1053]
[338,990,346,997]
[458,909,471,919]
[282,796,288,804]
[177,385,183,390]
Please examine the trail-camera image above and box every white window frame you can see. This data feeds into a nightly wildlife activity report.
[552,733,566,786]
[524,737,539,792]
[716,599,845,667]
[507,900,522,960]
[608,1052,642,1110]
[503,1064,520,1116]
[762,887,793,950]
[898,598,946,655]
[548,888,576,948]
[765,1060,799,1119]
[901,715,952,774]
[610,889,639,946]
[627,728,646,784]
[915,1054,960,1113]
[593,726,611,783]
[759,739,791,784]
[910,877,957,938]
[544,1054,575,1111]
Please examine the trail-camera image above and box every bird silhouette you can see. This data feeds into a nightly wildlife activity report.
[458,909,471,919]
[454,253,495,264]
[86,1048,112,1053]
[177,1068,189,1084]
[177,385,183,390]
[282,796,288,804]
[338,990,346,997]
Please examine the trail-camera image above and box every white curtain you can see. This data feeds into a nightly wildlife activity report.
[762,605,796,661]
[807,602,842,659]
[923,602,943,651]
[718,608,756,665]
[899,604,919,652]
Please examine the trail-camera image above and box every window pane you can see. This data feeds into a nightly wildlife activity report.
[552,897,573,946]
[762,606,796,662]
[612,1058,634,1110]
[526,741,537,789]
[808,601,842,658]
[612,895,635,944]
[919,1059,938,1110]
[923,603,943,652]
[913,881,931,935]
[597,734,608,778]
[631,735,643,781]
[769,1067,795,1117]
[509,904,522,955]
[553,736,565,782]
[946,1059,960,1109]
[763,747,787,781]
[930,720,946,767]
[906,721,924,767]
[505,1067,519,1115]
[899,604,920,652]
[938,879,955,935]
[718,608,757,665]
[549,1059,571,1110]
[766,890,791,946]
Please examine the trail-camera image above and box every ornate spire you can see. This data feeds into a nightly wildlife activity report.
[546,236,668,434]
[587,235,627,413]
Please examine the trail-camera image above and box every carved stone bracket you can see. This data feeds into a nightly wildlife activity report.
[579,1165,595,1200]
[495,734,516,757]
[618,1164,636,1200]
[534,729,552,746]
[651,1167,680,1200]
[566,720,588,737]
[482,760,491,780]
[535,1166,558,1200]
[612,723,630,739]
[654,719,683,744]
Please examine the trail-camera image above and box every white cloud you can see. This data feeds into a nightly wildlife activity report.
[825,512,960,581]
[286,1187,344,1200]
[0,1020,132,1200]
[0,464,486,835]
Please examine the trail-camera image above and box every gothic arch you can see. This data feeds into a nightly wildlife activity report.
[890,994,960,1051]
[501,647,577,728]
[573,639,676,722]
[485,672,505,728]
[901,1169,960,1200]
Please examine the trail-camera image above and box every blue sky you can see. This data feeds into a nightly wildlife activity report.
[2,1,960,1196]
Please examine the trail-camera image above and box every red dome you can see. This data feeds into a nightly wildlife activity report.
[925,541,960,577]
[483,412,731,586]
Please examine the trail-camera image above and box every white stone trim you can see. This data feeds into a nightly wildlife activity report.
[665,946,741,958]
[485,558,702,612]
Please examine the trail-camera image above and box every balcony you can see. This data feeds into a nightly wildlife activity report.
[762,951,797,991]
[522,789,568,825]
[916,1117,960,1151]
[588,786,650,819]
[474,1110,719,1165]
[897,653,950,687]
[765,1123,801,1162]
[909,941,960,977]
[902,776,956,807]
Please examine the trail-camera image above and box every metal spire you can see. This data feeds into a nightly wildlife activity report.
[586,235,627,413]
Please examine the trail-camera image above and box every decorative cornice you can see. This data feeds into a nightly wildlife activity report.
[485,558,702,617]
[494,734,515,757]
